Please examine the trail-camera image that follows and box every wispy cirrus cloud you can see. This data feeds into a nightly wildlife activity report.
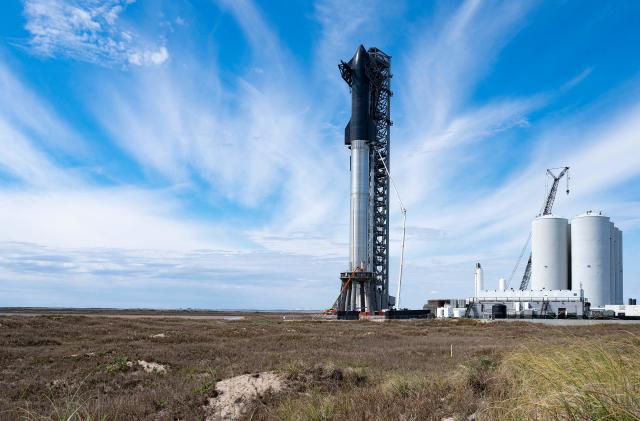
[394,0,539,204]
[0,117,73,187]
[22,0,168,67]
[0,61,82,154]
[90,0,347,236]
[1,0,639,310]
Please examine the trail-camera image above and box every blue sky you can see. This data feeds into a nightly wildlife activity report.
[0,0,639,309]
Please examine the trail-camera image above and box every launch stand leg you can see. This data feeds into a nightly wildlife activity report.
[340,271,377,312]
[344,283,351,311]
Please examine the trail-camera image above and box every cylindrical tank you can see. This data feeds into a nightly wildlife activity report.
[610,222,617,305]
[498,277,506,292]
[492,304,507,319]
[617,228,623,304]
[567,222,572,289]
[571,212,611,307]
[531,216,569,290]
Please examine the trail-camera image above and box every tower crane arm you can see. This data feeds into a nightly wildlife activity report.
[515,167,570,290]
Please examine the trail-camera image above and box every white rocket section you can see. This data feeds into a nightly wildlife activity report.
[531,216,569,290]
[349,139,370,271]
[474,263,483,297]
[498,278,506,292]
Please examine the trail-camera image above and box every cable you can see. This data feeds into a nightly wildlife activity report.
[375,149,407,309]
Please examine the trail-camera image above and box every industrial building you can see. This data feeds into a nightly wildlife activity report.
[467,210,624,318]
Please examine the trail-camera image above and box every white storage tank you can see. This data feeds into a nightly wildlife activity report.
[567,222,572,289]
[571,212,612,307]
[610,222,617,304]
[617,228,623,304]
[532,215,569,290]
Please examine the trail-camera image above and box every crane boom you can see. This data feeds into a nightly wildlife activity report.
[518,167,570,290]
[541,167,569,216]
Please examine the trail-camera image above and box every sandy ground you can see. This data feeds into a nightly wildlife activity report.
[204,372,286,420]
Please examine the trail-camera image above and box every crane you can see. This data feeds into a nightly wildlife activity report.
[508,167,570,290]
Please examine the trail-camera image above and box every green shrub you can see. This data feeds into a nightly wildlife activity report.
[104,357,131,374]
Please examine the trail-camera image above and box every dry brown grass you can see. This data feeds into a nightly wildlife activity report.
[480,334,640,420]
[1,314,639,420]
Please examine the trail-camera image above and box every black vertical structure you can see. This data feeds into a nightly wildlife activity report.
[338,45,392,312]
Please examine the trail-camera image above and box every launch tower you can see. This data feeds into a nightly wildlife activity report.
[337,45,392,312]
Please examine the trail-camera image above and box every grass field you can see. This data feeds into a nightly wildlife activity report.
[1,312,639,420]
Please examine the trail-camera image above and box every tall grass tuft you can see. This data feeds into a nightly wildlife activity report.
[18,387,106,421]
[483,334,640,420]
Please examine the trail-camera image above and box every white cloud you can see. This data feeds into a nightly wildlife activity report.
[0,62,83,154]
[23,0,169,67]
[128,46,169,66]
[0,241,341,309]
[0,117,74,187]
[0,188,235,250]
[90,0,346,232]
[0,62,236,255]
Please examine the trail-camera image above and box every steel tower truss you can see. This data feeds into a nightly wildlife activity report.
[366,48,392,308]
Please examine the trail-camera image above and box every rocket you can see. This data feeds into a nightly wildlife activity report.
[337,44,392,313]
[341,45,375,273]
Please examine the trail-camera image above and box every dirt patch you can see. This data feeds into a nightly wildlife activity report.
[204,372,286,420]
[138,360,167,374]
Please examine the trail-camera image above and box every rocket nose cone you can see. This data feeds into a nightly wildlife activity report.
[352,44,368,68]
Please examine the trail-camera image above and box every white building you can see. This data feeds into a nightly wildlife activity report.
[468,210,623,317]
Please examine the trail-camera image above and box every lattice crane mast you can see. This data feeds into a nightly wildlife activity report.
[511,167,570,291]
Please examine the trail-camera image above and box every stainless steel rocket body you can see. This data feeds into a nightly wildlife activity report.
[350,139,370,271]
